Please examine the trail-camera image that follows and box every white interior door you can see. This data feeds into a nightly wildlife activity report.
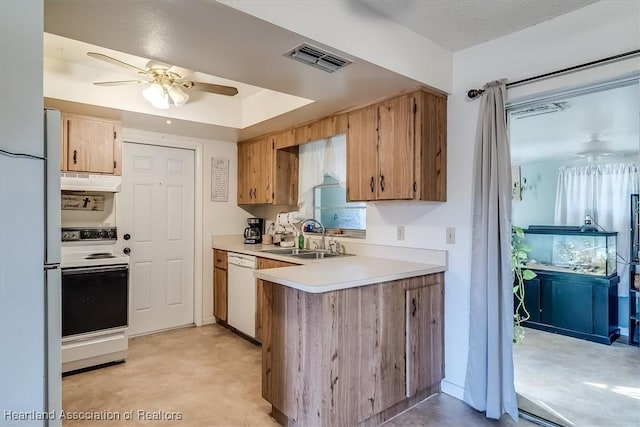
[121,143,195,336]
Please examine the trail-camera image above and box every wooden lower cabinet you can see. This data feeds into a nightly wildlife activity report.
[406,275,444,397]
[213,250,228,323]
[256,257,296,343]
[262,273,444,426]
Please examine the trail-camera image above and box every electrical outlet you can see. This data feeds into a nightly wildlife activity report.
[397,225,405,241]
[446,227,455,244]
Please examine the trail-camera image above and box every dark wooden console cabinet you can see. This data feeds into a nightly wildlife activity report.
[519,270,620,344]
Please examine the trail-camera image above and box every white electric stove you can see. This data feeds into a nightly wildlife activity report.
[61,227,130,373]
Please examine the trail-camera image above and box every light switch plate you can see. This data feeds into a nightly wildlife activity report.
[397,225,405,241]
[446,227,455,244]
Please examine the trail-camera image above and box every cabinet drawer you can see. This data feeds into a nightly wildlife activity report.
[214,250,228,269]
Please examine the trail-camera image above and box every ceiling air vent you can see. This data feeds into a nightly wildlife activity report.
[510,101,570,119]
[285,43,352,73]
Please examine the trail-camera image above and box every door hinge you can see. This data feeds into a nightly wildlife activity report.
[272,192,275,200]
[114,130,117,139]
[413,181,417,192]
[114,161,117,169]
[413,103,417,114]
[272,141,275,149]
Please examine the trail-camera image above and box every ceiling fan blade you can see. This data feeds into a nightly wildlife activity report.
[180,81,238,97]
[93,80,146,86]
[87,52,147,74]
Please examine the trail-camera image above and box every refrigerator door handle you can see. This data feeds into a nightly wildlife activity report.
[44,109,61,265]
[45,266,62,427]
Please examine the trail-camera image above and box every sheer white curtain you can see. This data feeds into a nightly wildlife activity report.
[555,162,640,296]
[297,134,346,217]
[464,80,517,420]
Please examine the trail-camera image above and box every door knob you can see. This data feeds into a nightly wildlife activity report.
[123,233,131,240]
[123,247,131,255]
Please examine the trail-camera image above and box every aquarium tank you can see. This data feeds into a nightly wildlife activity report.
[522,226,617,277]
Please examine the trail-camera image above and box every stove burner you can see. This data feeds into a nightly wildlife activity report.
[85,253,116,260]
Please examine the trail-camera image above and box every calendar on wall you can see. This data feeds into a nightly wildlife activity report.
[211,158,229,202]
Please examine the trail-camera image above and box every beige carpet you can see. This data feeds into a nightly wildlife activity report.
[63,324,535,426]
[514,328,640,427]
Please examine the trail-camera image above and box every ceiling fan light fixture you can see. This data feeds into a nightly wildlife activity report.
[143,82,169,109]
[167,84,189,106]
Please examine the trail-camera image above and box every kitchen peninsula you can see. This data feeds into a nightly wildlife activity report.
[255,256,446,426]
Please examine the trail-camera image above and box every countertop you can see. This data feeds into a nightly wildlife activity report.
[213,235,447,294]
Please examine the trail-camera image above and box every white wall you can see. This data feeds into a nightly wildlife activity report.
[512,160,565,228]
[365,1,640,399]
[0,0,46,422]
[201,139,251,323]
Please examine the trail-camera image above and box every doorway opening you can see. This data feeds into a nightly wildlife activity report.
[509,77,640,426]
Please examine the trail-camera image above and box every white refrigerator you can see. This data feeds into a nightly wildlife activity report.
[0,109,61,425]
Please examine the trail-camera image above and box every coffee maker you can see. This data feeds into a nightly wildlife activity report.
[244,217,264,244]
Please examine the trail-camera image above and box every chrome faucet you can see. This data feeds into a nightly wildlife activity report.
[301,218,326,250]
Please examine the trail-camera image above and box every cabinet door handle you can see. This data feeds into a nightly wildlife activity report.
[73,150,78,164]
[412,298,417,317]
[380,175,385,192]
[370,176,375,193]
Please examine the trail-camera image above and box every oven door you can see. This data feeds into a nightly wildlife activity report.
[62,265,129,337]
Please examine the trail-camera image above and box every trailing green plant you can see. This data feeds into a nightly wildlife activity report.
[512,225,536,343]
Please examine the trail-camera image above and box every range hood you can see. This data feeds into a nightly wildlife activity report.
[60,173,122,192]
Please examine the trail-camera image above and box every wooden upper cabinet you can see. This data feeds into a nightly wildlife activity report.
[414,91,447,202]
[377,95,414,200]
[347,96,415,201]
[346,90,446,202]
[237,141,251,205]
[237,137,272,205]
[237,133,298,206]
[237,88,446,206]
[253,137,274,204]
[346,105,378,202]
[62,114,122,175]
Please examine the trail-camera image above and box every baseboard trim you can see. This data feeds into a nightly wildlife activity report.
[201,316,215,326]
[440,379,464,400]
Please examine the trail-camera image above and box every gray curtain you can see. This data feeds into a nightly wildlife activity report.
[464,80,517,420]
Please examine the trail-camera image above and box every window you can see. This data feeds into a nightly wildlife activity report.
[298,134,366,237]
[314,175,366,234]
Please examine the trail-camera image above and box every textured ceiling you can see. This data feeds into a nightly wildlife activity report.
[357,0,600,51]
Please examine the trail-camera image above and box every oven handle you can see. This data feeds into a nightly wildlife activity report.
[62,265,129,276]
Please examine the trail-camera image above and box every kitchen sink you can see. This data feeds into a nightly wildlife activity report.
[288,251,352,260]
[259,247,353,260]
[259,248,312,255]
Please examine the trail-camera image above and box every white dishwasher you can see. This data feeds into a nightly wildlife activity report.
[227,252,257,338]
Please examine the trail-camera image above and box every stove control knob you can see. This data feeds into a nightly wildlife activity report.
[123,234,131,241]
[123,247,131,255]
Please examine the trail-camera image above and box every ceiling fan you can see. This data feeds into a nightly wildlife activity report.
[87,52,238,109]
[574,134,637,161]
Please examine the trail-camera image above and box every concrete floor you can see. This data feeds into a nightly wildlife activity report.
[513,328,640,427]
[63,324,534,426]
